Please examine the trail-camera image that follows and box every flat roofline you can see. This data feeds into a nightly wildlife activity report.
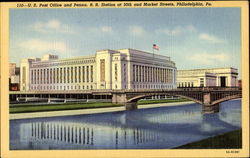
[31,55,96,64]
[177,67,238,71]
[96,49,120,53]
[118,48,171,59]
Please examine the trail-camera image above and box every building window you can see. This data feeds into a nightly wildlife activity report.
[115,64,118,82]
[53,68,55,84]
[67,67,70,83]
[75,67,77,83]
[44,69,46,84]
[49,69,52,84]
[138,65,141,82]
[34,69,37,84]
[31,70,34,84]
[79,66,81,83]
[82,66,85,82]
[90,65,93,82]
[200,78,204,87]
[56,68,59,84]
[40,69,43,84]
[71,67,73,83]
[124,63,126,82]
[63,68,66,84]
[60,68,62,83]
[100,59,105,81]
[47,68,49,84]
[133,65,135,82]
[135,65,138,82]
[86,66,89,82]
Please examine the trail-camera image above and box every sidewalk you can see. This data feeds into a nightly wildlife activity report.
[10,101,195,120]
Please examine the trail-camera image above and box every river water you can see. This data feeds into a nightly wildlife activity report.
[10,99,241,150]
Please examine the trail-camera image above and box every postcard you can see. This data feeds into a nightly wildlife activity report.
[0,1,249,158]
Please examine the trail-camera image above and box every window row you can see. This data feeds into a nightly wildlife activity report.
[30,85,94,90]
[133,65,174,83]
[177,82,194,87]
[30,66,94,85]
[133,84,174,89]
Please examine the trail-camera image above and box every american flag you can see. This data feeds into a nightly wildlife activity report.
[153,44,159,50]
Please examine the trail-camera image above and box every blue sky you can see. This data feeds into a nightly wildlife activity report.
[10,8,241,78]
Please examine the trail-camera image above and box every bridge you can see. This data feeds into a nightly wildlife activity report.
[9,87,242,114]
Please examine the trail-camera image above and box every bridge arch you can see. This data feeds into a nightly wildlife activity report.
[211,94,242,105]
[127,93,203,105]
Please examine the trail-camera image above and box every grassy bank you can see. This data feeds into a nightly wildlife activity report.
[175,129,242,149]
[10,102,123,113]
[10,98,191,114]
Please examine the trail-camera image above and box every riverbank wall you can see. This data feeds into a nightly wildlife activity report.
[10,101,195,120]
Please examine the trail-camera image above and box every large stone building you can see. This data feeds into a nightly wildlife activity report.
[20,48,177,91]
[176,68,238,87]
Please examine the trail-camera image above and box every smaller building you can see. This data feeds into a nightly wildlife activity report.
[9,63,20,91]
[238,80,242,88]
[177,67,238,87]
[9,63,17,76]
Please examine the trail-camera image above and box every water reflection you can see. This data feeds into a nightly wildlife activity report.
[18,121,161,149]
[21,122,94,145]
[10,100,241,149]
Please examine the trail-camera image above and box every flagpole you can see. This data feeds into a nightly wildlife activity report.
[152,44,155,65]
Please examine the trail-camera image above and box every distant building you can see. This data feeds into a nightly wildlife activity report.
[177,68,238,87]
[20,48,177,91]
[9,63,16,76]
[238,79,242,88]
[9,63,20,91]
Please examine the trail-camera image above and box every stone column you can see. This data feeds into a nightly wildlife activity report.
[202,103,220,114]
[202,92,220,113]
[125,101,138,110]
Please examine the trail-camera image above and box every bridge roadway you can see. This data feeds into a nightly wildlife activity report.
[9,87,242,114]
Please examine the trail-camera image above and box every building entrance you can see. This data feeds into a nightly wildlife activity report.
[220,76,226,87]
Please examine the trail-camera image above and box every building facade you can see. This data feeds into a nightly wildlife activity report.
[20,49,177,91]
[177,68,238,87]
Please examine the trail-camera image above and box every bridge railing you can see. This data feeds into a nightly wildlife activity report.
[9,87,242,94]
[177,87,241,91]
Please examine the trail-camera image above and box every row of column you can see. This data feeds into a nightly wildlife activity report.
[133,65,173,83]
[30,65,94,85]
[177,82,194,87]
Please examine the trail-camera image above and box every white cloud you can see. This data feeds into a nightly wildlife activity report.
[32,19,74,34]
[188,52,230,65]
[199,33,225,43]
[88,26,113,33]
[129,26,145,36]
[19,39,69,53]
[100,26,113,33]
[156,25,197,36]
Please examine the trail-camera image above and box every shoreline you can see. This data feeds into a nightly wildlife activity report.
[174,129,242,149]
[10,101,195,120]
